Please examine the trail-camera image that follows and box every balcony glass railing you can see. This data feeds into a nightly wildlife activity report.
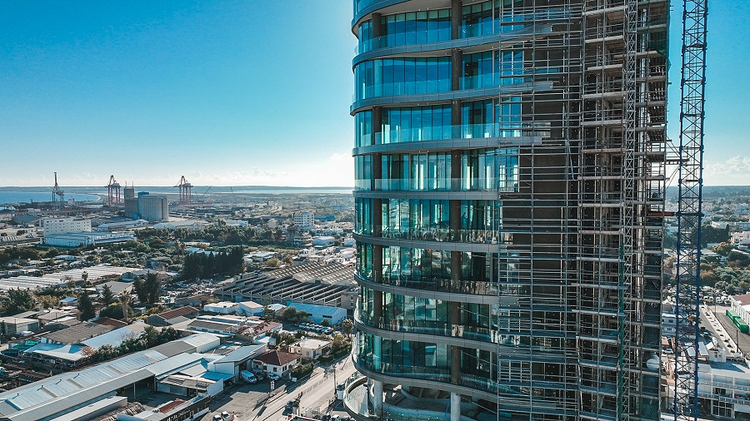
[358,271,497,296]
[378,227,500,244]
[356,310,494,342]
[356,79,452,101]
[356,177,519,193]
[372,122,549,145]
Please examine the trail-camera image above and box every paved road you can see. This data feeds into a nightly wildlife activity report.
[296,359,356,418]
[247,359,356,421]
[711,304,750,357]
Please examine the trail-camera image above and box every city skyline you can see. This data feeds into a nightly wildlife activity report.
[0,0,747,187]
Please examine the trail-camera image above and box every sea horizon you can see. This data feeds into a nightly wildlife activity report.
[0,185,354,205]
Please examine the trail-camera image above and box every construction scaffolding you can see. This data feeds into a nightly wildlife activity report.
[577,0,667,418]
[493,0,667,419]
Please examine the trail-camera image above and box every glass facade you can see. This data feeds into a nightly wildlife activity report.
[350,1,668,420]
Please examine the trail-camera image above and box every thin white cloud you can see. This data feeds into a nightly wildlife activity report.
[704,155,750,185]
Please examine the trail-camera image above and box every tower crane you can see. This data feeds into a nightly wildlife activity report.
[672,0,708,420]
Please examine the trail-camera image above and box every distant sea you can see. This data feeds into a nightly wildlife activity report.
[0,191,100,206]
[0,185,353,206]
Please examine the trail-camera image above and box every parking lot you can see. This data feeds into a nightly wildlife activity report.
[202,378,289,421]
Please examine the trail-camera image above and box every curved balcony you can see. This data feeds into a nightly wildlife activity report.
[344,376,477,421]
[354,177,516,194]
[355,309,495,346]
[352,0,410,27]
[354,271,502,305]
[355,226,501,245]
[353,233,501,253]
[354,312,572,363]
[351,353,497,402]
[351,80,554,113]
[353,23,549,65]
[351,353,571,415]
[353,122,549,154]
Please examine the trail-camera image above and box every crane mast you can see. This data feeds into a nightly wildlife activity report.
[673,0,708,419]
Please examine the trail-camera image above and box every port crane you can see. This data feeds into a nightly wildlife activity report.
[106,175,121,207]
[175,176,193,204]
[51,172,64,208]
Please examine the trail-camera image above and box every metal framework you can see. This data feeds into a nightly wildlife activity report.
[106,175,121,207]
[175,175,193,204]
[673,0,708,419]
[52,171,65,208]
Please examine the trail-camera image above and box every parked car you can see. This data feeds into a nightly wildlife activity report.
[240,370,258,384]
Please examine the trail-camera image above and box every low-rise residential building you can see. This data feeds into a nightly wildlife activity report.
[238,301,264,316]
[236,320,281,342]
[696,361,750,418]
[204,301,239,314]
[58,296,78,307]
[662,313,677,337]
[0,316,39,336]
[312,236,335,247]
[206,344,267,381]
[147,306,200,327]
[289,337,330,362]
[251,350,300,378]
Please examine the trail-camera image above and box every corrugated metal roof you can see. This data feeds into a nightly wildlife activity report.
[216,344,265,364]
[288,302,345,317]
[23,343,87,362]
[0,334,220,421]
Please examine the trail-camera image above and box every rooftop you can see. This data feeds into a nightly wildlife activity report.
[253,350,300,367]
[288,302,344,317]
[732,294,750,305]
[154,306,199,321]
[41,321,115,345]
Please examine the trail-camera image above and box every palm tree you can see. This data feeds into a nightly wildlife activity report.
[119,293,132,322]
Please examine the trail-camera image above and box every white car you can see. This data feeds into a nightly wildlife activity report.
[268,373,281,381]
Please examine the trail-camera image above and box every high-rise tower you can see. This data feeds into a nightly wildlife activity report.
[347,1,667,420]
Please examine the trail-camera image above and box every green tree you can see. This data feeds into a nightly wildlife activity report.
[713,242,735,256]
[282,306,298,322]
[331,333,349,352]
[134,273,161,304]
[142,326,160,348]
[266,257,281,268]
[728,251,750,269]
[78,293,96,321]
[101,284,115,305]
[697,225,730,247]
[91,344,120,362]
[341,318,354,336]
[100,303,128,320]
[158,327,181,343]
[4,289,36,315]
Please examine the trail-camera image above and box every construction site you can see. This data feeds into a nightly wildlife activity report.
[346,0,708,419]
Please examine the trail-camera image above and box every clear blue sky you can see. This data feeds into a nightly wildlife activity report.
[0,1,746,187]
